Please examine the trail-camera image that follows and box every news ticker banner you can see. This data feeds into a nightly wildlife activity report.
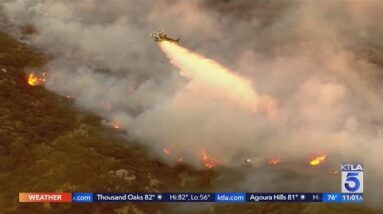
[19,163,363,204]
[19,192,363,203]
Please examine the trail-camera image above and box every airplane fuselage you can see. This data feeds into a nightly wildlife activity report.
[151,31,179,43]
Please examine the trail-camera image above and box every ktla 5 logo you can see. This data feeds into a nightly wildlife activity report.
[341,163,363,193]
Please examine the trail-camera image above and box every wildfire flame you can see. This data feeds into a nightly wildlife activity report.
[267,158,282,165]
[162,148,184,163]
[27,72,46,86]
[159,41,276,116]
[162,147,171,155]
[201,150,220,169]
[112,120,120,129]
[310,155,326,166]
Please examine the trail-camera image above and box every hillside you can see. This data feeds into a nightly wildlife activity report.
[0,30,211,214]
[0,30,381,214]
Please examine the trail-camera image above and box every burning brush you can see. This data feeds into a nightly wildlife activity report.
[27,71,46,86]
[309,155,327,166]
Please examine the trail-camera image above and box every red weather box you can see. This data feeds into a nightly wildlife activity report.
[19,192,72,203]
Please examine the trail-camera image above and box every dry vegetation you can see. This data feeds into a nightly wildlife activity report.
[0,31,381,214]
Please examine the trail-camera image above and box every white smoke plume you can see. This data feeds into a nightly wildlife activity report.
[2,0,382,207]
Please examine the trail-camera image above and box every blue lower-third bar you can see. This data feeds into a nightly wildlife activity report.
[323,193,364,203]
[72,192,93,203]
[215,193,246,203]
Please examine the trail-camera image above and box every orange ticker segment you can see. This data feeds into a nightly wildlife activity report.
[19,192,72,202]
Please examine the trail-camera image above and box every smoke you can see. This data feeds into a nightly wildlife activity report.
[159,41,277,115]
[2,0,382,207]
